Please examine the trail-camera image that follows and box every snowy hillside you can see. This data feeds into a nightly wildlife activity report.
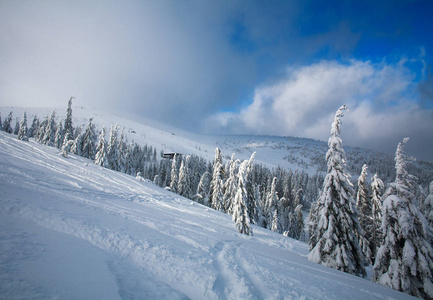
[0,130,416,299]
[1,105,315,171]
[2,105,432,187]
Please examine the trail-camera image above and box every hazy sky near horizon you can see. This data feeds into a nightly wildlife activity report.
[1,0,433,161]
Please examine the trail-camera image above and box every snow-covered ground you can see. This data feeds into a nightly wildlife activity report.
[0,131,415,299]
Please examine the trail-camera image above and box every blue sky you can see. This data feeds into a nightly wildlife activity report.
[1,0,432,161]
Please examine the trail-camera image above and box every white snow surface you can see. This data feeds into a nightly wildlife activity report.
[0,131,416,299]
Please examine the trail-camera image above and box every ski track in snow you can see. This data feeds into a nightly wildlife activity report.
[0,132,416,300]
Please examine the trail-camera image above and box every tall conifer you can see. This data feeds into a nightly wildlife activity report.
[308,105,366,277]
[17,111,29,141]
[209,148,225,211]
[373,138,433,298]
[95,126,108,167]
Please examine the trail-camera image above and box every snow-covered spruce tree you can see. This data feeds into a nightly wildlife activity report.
[271,207,283,233]
[356,164,373,264]
[266,177,279,231]
[12,117,18,134]
[308,105,366,277]
[254,184,266,228]
[294,187,303,209]
[282,171,292,202]
[279,196,290,232]
[224,154,240,214]
[286,204,304,240]
[245,152,257,222]
[178,157,191,198]
[117,127,126,172]
[184,156,193,198]
[70,127,83,156]
[129,143,142,176]
[232,159,253,235]
[81,118,96,160]
[356,164,370,216]
[28,116,39,138]
[373,138,433,298]
[246,179,258,223]
[170,154,179,193]
[17,111,29,142]
[42,110,57,146]
[196,171,211,205]
[54,121,64,149]
[36,116,48,143]
[95,126,109,167]
[152,148,157,162]
[61,138,75,158]
[63,96,74,141]
[308,200,319,249]
[209,148,225,211]
[13,118,20,135]
[153,174,162,187]
[124,142,134,175]
[281,188,301,233]
[184,156,194,198]
[107,124,120,171]
[3,111,13,134]
[371,173,385,259]
[424,181,433,228]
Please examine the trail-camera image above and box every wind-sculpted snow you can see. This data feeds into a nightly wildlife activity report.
[0,131,415,299]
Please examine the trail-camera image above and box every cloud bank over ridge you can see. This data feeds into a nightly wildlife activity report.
[205,59,433,160]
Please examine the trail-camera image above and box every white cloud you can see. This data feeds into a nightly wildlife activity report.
[206,59,433,161]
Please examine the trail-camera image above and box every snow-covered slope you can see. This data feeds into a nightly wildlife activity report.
[2,105,310,171]
[2,105,432,185]
[0,131,415,299]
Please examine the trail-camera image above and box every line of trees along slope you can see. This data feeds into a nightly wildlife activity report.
[307,105,433,299]
[0,99,321,240]
[2,100,433,297]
